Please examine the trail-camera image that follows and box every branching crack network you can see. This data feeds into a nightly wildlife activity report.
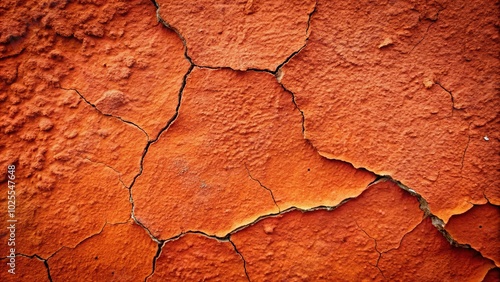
[38,1,492,280]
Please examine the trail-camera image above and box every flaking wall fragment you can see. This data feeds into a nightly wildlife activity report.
[280,0,500,222]
[132,68,375,240]
[0,256,49,282]
[0,86,141,258]
[156,0,316,71]
[378,218,494,281]
[148,233,247,281]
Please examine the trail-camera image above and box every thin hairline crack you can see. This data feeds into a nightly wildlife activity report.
[58,87,150,139]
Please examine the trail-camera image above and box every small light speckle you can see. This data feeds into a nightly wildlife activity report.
[483,136,489,141]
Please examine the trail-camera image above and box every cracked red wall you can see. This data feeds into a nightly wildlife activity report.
[0,0,498,281]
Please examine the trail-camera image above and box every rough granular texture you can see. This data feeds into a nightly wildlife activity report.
[445,204,500,266]
[1,256,49,282]
[149,234,247,281]
[0,0,498,280]
[48,221,158,281]
[156,0,316,71]
[281,0,500,222]
[378,218,494,280]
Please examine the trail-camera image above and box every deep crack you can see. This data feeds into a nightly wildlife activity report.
[43,258,53,282]
[145,0,491,277]
[144,242,164,281]
[274,0,317,74]
[279,83,306,135]
[128,64,194,244]
[153,0,316,74]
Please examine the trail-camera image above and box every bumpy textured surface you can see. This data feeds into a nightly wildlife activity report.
[281,0,500,222]
[231,180,493,280]
[133,68,375,239]
[0,0,189,139]
[156,0,316,71]
[48,222,157,281]
[0,0,498,280]
[1,256,49,282]
[378,218,494,280]
[149,234,247,281]
[0,87,140,258]
[233,209,383,281]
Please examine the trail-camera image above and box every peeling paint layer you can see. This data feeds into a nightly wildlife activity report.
[132,68,375,240]
[230,180,422,280]
[281,0,500,222]
[0,0,498,279]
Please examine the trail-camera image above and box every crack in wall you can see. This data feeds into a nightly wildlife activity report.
[59,87,150,140]
[2,1,494,280]
[460,123,472,171]
[44,222,105,261]
[410,21,434,53]
[146,230,251,281]
[152,0,317,74]
[244,164,280,212]
[152,0,195,67]
[83,157,128,189]
[128,64,195,244]
[135,1,494,278]
[148,200,360,246]
[435,81,460,113]
[409,6,445,53]
[279,83,306,135]
[6,254,53,282]
[377,218,424,256]
[43,258,53,282]
[355,222,386,279]
[274,0,317,74]
[133,0,317,247]
[228,236,251,282]
[393,178,481,250]
[148,177,495,280]
[40,220,129,264]
[135,175,490,266]
[144,241,164,281]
